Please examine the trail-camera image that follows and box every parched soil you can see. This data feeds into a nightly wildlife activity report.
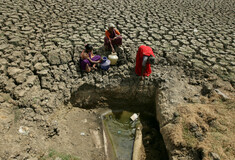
[0,0,234,160]
[162,89,235,160]
[0,102,105,160]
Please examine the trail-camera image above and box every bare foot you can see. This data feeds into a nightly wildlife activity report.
[92,64,97,70]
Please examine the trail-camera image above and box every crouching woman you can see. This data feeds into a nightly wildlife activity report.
[80,44,101,72]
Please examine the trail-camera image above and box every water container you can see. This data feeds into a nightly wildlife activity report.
[101,56,110,71]
[108,53,118,65]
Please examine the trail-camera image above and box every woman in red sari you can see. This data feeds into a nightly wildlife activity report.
[135,45,156,80]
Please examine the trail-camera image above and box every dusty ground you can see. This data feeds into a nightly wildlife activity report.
[0,103,105,160]
[0,0,235,159]
[160,86,235,160]
[179,98,235,160]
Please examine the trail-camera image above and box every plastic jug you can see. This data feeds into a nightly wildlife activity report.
[100,56,110,71]
[108,52,118,65]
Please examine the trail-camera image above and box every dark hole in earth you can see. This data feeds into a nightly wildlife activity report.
[70,84,169,160]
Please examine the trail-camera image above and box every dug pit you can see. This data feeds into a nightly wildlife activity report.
[70,83,169,160]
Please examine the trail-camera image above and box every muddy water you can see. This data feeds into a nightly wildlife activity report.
[102,111,140,160]
[102,110,169,160]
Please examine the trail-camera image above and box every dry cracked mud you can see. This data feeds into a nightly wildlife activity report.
[0,0,234,160]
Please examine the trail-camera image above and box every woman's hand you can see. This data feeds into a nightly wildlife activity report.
[88,58,101,64]
[109,38,112,43]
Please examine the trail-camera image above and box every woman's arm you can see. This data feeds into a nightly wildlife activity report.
[114,29,121,38]
[115,29,120,35]
[80,50,86,59]
[109,37,112,43]
[141,56,148,79]
[87,57,101,64]
[141,65,146,80]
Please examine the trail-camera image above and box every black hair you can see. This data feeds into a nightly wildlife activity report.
[85,44,93,52]
[149,55,155,64]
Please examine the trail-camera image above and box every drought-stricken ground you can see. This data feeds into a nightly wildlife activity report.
[0,103,105,160]
[0,0,234,159]
[161,88,235,160]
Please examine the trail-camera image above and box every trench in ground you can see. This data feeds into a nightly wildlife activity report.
[70,84,169,160]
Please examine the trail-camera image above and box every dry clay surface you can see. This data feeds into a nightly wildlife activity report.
[0,0,235,159]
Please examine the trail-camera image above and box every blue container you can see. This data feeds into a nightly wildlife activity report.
[101,56,110,71]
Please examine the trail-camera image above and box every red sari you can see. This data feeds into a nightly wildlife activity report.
[135,45,155,77]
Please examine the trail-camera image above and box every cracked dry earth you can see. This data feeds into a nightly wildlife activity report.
[0,0,235,160]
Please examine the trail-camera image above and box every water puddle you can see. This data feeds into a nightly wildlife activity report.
[101,110,169,160]
[102,111,140,160]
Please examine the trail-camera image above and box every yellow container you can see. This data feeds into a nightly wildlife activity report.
[108,53,118,65]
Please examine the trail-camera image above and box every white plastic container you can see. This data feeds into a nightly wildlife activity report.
[130,113,139,121]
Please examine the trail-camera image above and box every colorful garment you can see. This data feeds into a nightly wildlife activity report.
[80,58,91,71]
[105,29,120,38]
[90,54,101,62]
[104,29,122,48]
[135,45,156,77]
[80,52,101,70]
